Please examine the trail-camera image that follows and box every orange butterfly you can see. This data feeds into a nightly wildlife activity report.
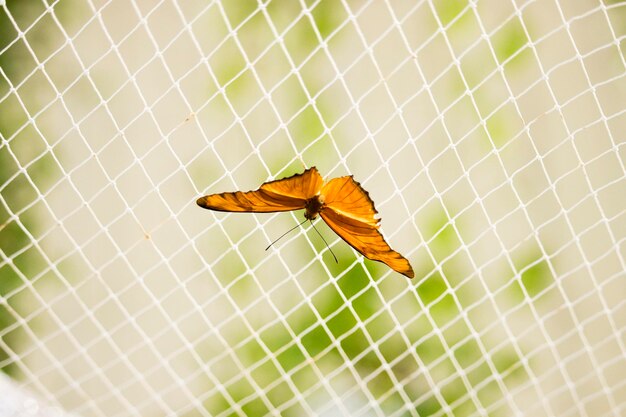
[197,167,414,278]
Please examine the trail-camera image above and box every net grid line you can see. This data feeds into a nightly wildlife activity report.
[0,0,625,416]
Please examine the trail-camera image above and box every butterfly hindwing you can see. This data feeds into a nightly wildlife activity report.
[197,167,323,213]
[320,176,414,278]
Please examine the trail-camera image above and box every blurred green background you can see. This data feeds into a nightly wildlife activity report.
[1,0,625,416]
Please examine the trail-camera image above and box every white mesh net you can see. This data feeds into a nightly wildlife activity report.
[1,0,625,416]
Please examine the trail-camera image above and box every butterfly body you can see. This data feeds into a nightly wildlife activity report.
[197,167,414,278]
[304,195,324,220]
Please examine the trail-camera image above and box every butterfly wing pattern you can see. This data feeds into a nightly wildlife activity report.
[319,176,415,278]
[197,167,414,278]
[197,167,324,213]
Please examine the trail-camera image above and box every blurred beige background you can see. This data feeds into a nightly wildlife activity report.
[0,0,624,416]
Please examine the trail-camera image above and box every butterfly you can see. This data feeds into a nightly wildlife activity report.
[197,167,414,278]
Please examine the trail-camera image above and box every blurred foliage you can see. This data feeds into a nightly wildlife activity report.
[193,1,547,413]
[291,105,325,151]
[521,260,551,298]
[309,0,343,40]
[484,108,512,148]
[0,1,35,84]
[0,0,56,377]
[215,0,342,168]
[511,254,553,302]
[195,222,550,415]
[433,0,469,26]
[493,19,529,66]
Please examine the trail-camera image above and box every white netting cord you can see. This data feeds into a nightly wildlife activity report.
[0,1,625,417]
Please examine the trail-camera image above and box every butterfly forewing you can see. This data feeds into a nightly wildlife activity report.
[321,177,378,226]
[260,167,324,200]
[197,167,323,213]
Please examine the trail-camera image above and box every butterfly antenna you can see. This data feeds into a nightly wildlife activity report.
[310,221,338,263]
[265,218,308,250]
